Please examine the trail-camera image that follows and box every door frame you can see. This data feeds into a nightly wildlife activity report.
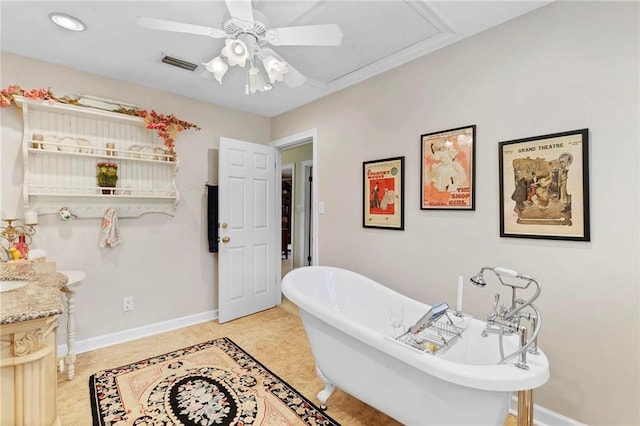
[300,159,313,267]
[271,128,318,294]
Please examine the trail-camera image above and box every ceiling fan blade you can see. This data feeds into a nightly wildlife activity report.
[224,0,254,30]
[260,48,306,88]
[265,24,343,46]
[135,16,226,38]
[283,65,306,88]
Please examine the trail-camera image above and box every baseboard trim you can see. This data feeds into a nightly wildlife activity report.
[509,394,586,426]
[57,310,218,356]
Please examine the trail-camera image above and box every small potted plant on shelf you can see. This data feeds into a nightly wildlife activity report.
[96,162,118,194]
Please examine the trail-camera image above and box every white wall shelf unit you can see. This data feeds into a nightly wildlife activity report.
[14,96,179,218]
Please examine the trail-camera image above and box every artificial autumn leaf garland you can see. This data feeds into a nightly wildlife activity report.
[0,85,200,152]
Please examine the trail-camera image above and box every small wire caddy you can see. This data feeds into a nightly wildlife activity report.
[395,312,470,355]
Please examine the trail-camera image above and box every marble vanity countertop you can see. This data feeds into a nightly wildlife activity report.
[0,262,67,325]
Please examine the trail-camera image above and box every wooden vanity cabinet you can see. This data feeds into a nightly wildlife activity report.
[0,315,61,425]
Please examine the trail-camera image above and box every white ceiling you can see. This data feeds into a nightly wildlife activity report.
[0,1,552,117]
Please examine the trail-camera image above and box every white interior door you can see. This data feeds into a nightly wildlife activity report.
[218,137,278,323]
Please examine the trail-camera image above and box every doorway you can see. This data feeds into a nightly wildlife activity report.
[271,129,318,287]
[279,143,312,275]
[281,163,294,278]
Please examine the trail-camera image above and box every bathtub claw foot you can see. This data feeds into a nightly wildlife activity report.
[317,385,335,409]
[316,364,336,409]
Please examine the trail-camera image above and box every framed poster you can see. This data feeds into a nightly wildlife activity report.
[499,128,590,241]
[363,156,404,230]
[420,125,476,210]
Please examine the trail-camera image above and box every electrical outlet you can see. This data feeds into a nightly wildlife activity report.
[123,296,134,312]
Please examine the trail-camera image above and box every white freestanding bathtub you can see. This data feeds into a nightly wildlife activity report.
[282,266,549,426]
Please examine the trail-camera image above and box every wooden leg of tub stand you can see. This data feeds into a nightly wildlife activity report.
[517,389,534,426]
[315,364,335,410]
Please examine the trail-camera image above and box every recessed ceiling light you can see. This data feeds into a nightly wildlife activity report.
[48,12,86,32]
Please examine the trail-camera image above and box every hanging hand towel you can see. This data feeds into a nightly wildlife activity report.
[206,184,219,252]
[99,208,122,248]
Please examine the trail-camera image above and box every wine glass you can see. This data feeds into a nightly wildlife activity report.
[388,306,405,338]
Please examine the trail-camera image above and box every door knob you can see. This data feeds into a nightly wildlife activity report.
[221,236,231,243]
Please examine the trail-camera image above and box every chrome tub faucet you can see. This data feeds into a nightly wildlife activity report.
[470,266,542,369]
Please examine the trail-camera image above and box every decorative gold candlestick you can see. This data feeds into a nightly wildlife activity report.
[1,218,37,248]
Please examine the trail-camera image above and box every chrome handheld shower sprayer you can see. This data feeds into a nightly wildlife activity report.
[470,266,542,368]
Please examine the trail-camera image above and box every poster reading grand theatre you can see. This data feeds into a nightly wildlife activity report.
[499,129,590,241]
[363,157,404,230]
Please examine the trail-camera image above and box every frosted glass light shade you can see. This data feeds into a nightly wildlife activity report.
[262,56,289,84]
[203,56,229,83]
[221,39,249,67]
[248,67,272,94]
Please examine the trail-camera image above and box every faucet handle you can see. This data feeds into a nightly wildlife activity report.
[499,303,509,315]
[492,293,500,312]
[486,311,497,327]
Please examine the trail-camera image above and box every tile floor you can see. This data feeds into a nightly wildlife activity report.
[57,300,517,425]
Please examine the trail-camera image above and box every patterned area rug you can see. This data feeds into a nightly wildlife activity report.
[89,337,340,426]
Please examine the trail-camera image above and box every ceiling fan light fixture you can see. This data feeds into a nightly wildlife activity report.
[262,56,288,84]
[49,12,86,32]
[135,1,345,94]
[221,39,249,67]
[248,66,272,94]
[203,56,229,83]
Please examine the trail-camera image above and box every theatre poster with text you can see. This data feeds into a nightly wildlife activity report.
[499,128,590,241]
[363,156,404,230]
[421,125,475,210]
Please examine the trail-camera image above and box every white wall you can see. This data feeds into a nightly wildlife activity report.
[271,2,639,425]
[0,52,271,346]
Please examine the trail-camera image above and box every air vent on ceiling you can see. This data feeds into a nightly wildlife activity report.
[161,55,198,71]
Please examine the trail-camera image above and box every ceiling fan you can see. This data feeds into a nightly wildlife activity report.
[135,0,343,94]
